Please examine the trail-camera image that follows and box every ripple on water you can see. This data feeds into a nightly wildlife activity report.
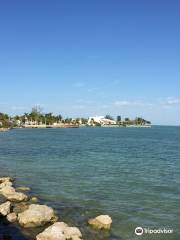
[0,127,180,240]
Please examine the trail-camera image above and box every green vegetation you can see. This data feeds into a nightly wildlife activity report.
[0,113,11,128]
[122,117,151,126]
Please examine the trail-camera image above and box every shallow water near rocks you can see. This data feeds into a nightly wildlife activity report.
[0,127,180,239]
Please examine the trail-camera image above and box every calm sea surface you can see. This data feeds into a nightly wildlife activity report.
[0,126,180,240]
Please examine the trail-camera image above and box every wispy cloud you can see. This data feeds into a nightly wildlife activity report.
[113,100,144,107]
[159,97,180,109]
[162,97,180,106]
[113,97,180,109]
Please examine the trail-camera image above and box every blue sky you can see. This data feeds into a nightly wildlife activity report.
[0,0,180,125]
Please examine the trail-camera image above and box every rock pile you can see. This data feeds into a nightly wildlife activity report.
[0,176,113,240]
[0,177,83,240]
[0,177,28,202]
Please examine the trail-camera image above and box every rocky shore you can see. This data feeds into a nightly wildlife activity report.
[0,177,112,240]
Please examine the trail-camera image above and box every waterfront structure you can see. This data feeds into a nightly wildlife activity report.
[87,116,117,126]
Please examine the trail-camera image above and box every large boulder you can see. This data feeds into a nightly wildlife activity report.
[0,177,13,189]
[36,222,82,240]
[0,186,28,202]
[18,204,56,228]
[88,215,112,230]
[0,201,11,216]
[3,191,28,202]
[36,222,67,240]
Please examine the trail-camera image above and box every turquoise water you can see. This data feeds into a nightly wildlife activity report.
[0,127,180,240]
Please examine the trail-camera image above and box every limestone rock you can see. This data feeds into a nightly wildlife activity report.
[0,186,15,194]
[3,191,28,202]
[0,181,13,189]
[71,237,82,240]
[0,186,28,202]
[0,177,12,183]
[64,227,82,239]
[0,177,13,190]
[0,201,11,216]
[36,222,68,240]
[31,197,39,203]
[0,178,28,203]
[7,212,17,223]
[88,215,112,230]
[18,204,56,228]
[36,222,82,240]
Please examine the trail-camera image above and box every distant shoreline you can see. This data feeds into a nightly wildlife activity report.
[12,124,152,129]
[1,124,152,131]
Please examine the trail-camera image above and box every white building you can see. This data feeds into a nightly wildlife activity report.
[87,116,116,126]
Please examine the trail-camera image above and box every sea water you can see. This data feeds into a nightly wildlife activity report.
[0,126,180,240]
